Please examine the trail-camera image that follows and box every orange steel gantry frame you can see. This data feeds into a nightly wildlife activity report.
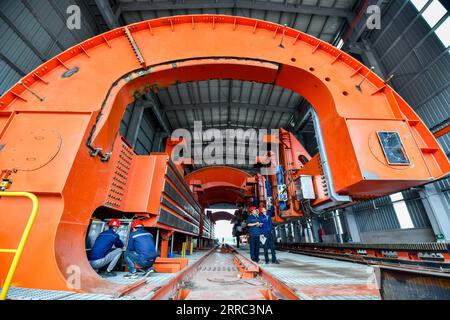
[0,15,449,295]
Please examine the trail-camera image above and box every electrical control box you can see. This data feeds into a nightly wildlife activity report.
[86,219,132,250]
[295,175,316,200]
[103,219,133,249]
[86,221,105,250]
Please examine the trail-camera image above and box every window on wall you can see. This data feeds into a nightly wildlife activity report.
[435,16,450,46]
[390,193,415,229]
[411,0,428,10]
[411,0,450,47]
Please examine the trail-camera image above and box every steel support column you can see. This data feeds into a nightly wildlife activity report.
[343,206,361,243]
[144,92,171,134]
[293,221,302,243]
[279,225,287,243]
[333,210,344,243]
[309,217,318,243]
[125,98,145,148]
[347,40,387,79]
[419,184,450,242]
[303,219,315,243]
[286,223,294,243]
[95,0,120,29]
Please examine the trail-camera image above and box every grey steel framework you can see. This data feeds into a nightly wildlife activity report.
[0,0,449,239]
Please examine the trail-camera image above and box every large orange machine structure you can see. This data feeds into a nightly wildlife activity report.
[0,15,449,295]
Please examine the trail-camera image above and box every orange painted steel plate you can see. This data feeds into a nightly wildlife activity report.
[0,15,448,295]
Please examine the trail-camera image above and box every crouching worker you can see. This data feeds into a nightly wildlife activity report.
[88,219,124,277]
[124,220,157,278]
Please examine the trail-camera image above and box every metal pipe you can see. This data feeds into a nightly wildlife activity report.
[311,109,352,209]
[155,229,160,255]
[333,210,344,243]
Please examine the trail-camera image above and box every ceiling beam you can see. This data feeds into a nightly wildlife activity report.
[116,0,355,23]
[344,0,386,46]
[144,92,171,133]
[95,0,120,29]
[162,102,295,114]
[294,108,312,133]
[181,123,272,130]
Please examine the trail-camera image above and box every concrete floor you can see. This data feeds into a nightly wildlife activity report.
[185,250,267,300]
[103,250,208,285]
[234,244,381,300]
[3,247,381,300]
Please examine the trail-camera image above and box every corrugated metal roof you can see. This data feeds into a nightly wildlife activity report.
[158,80,302,130]
[0,0,107,96]
[111,0,358,135]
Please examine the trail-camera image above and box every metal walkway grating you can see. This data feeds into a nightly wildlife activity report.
[3,250,212,300]
[2,287,135,300]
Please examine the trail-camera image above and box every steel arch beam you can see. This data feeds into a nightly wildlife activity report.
[0,15,448,295]
[185,166,253,206]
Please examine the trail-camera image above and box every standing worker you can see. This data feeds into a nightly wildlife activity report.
[124,220,157,279]
[88,219,124,277]
[246,206,262,263]
[259,207,279,264]
[233,207,244,248]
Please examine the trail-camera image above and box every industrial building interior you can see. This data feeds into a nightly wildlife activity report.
[0,0,449,301]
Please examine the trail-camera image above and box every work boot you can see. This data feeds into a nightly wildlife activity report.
[144,268,155,277]
[124,272,139,279]
[273,260,280,264]
[103,270,117,277]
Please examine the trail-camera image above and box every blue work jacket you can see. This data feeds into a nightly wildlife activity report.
[88,229,124,261]
[259,213,274,236]
[246,214,261,237]
[127,228,157,261]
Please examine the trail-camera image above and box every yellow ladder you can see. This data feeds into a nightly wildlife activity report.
[0,192,39,300]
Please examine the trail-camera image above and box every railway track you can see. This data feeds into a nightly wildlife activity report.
[150,245,300,300]
[276,242,450,272]
[276,242,450,299]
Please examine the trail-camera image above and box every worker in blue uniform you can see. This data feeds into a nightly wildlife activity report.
[88,219,124,277]
[124,220,157,278]
[259,207,279,264]
[246,206,262,263]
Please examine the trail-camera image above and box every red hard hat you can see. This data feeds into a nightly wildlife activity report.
[132,220,144,228]
[248,206,257,212]
[109,219,121,227]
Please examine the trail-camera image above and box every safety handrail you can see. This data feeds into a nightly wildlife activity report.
[0,191,39,300]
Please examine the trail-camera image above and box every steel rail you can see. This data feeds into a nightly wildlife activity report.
[150,244,301,300]
[150,246,217,300]
[226,245,301,300]
[277,244,450,273]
